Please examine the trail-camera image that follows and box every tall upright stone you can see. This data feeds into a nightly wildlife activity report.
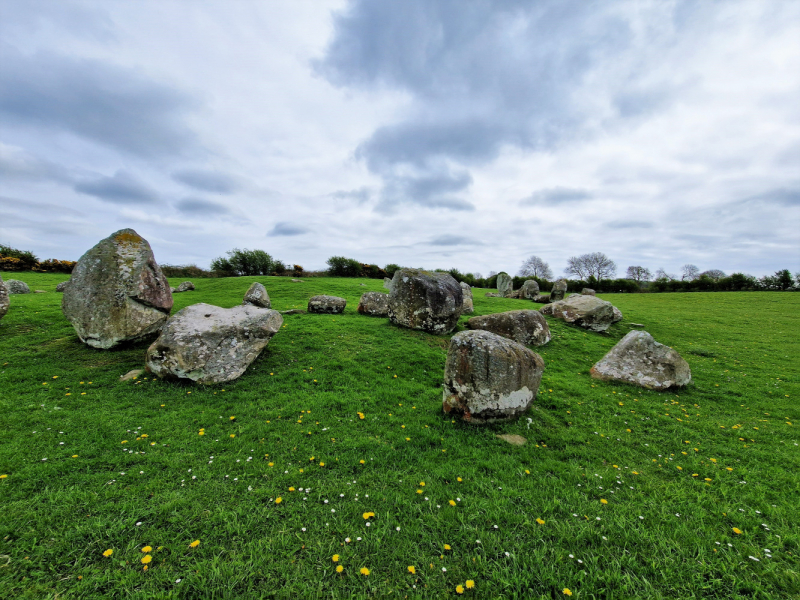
[62,229,173,348]
[460,282,474,314]
[388,268,462,334]
[0,275,9,320]
[496,272,513,297]
[550,279,568,302]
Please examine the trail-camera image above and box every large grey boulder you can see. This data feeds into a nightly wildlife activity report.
[443,330,544,424]
[0,276,9,320]
[5,279,30,294]
[590,330,692,390]
[56,280,70,292]
[243,282,271,308]
[539,294,619,332]
[388,268,462,334]
[519,280,539,299]
[466,310,551,346]
[496,272,513,297]
[581,288,596,296]
[62,229,173,349]
[383,277,393,290]
[460,282,474,314]
[172,281,195,293]
[308,295,346,314]
[146,303,282,384]
[550,279,568,302]
[532,293,550,304]
[357,291,389,316]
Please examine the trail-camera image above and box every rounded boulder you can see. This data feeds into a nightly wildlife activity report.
[388,268,462,334]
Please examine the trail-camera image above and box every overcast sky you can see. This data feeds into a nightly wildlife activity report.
[1,0,798,278]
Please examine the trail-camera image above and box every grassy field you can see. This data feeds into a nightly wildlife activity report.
[1,272,798,599]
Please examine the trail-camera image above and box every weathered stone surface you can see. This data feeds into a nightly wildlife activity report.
[550,279,568,302]
[308,295,346,314]
[5,279,30,294]
[485,292,501,297]
[612,306,623,323]
[496,272,513,297]
[357,291,389,316]
[120,369,144,382]
[519,280,540,299]
[383,277,393,290]
[590,330,692,390]
[443,330,544,424]
[242,282,271,308]
[539,294,619,332]
[62,229,173,349]
[532,294,550,304]
[581,288,596,296]
[0,276,9,320]
[173,281,195,293]
[467,310,551,346]
[146,303,282,384]
[460,282,474,314]
[496,434,527,446]
[388,268,462,334]
[281,309,306,315]
[56,280,70,292]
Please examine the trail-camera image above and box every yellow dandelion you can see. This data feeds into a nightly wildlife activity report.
[359,460,365,464]
[230,434,235,438]
[360,567,370,576]
[563,589,573,596]
[417,489,423,494]
[336,565,343,573]
[102,549,113,557]
[444,544,451,550]
[449,500,456,506]
[466,580,475,589]
[363,512,375,520]
[457,477,462,482]
[536,518,545,525]
[289,487,295,492]
[275,497,282,504]
[456,584,464,594]
[141,555,152,564]
[319,462,325,467]
[268,462,274,467]
[141,546,152,553]
[189,540,200,548]
[408,565,416,574]
[332,554,339,562]
[600,499,608,504]
[732,527,742,534]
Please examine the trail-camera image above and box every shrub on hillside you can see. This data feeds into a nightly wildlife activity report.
[0,244,39,270]
[384,264,401,278]
[326,256,362,277]
[33,259,77,274]
[211,248,275,276]
[161,264,214,278]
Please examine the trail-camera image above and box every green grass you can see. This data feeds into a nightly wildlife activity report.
[1,273,798,599]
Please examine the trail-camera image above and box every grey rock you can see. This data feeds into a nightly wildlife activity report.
[388,268,462,334]
[581,288,596,296]
[56,280,70,292]
[5,279,30,294]
[612,306,623,323]
[460,282,474,314]
[590,330,692,390]
[496,272,513,297]
[62,229,173,349]
[496,434,527,446]
[550,279,568,302]
[357,291,389,316]
[532,294,550,304]
[519,280,540,299]
[0,276,8,320]
[443,330,544,424]
[243,282,271,308]
[383,277,393,290]
[308,295,346,314]
[146,303,283,384]
[34,290,46,293]
[173,281,195,293]
[467,310,551,346]
[120,369,144,382]
[539,294,620,332]
[291,279,304,283]
[281,309,306,315]
[485,292,501,298]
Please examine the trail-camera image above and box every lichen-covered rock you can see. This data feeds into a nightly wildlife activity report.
[532,294,550,304]
[519,280,539,299]
[443,330,544,424]
[485,292,501,298]
[496,272,513,297]
[460,282,474,314]
[56,280,70,292]
[62,229,173,349]
[308,295,346,314]
[0,276,9,320]
[611,306,623,323]
[146,303,282,384]
[243,282,271,308]
[590,330,691,390]
[357,291,389,316]
[466,310,551,346]
[173,281,195,293]
[383,277,393,290]
[388,268,462,334]
[581,288,596,296]
[550,279,568,302]
[5,279,30,294]
[539,294,620,332]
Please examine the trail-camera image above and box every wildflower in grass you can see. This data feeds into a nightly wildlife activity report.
[536,518,545,525]
[189,540,200,548]
[600,499,608,504]
[732,527,742,534]
[230,434,235,438]
[332,554,339,562]
[358,412,365,419]
[417,489,423,494]
[102,549,113,557]
[141,555,152,564]
[0,474,8,479]
[336,565,343,573]
[268,462,274,467]
[408,566,415,574]
[141,546,152,553]
[444,544,451,550]
[563,589,573,596]
[275,497,282,504]
[230,416,235,421]
[319,462,325,467]
[456,585,464,594]
[457,477,462,482]
[449,500,456,506]
[360,567,370,576]
[360,460,365,464]
[363,512,375,520]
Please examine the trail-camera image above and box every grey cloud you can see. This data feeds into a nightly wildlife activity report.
[269,222,309,236]
[742,188,800,206]
[522,187,591,206]
[74,170,158,204]
[0,145,71,183]
[428,234,483,246]
[175,197,231,215]
[378,169,474,212]
[331,186,372,204]
[606,220,654,229]
[172,169,240,194]
[0,43,200,157]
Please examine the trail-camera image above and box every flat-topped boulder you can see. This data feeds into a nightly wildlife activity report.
[460,282,474,314]
[5,279,30,294]
[242,282,271,308]
[357,291,389,316]
[443,330,544,424]
[146,303,282,384]
[0,276,9,320]
[171,281,195,293]
[466,309,551,346]
[388,268,462,334]
[308,295,346,314]
[62,229,173,348]
[581,288,596,296]
[496,272,513,297]
[540,294,620,332]
[591,330,692,390]
[549,279,568,302]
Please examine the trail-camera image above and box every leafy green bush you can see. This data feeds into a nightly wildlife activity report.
[326,256,362,277]
[160,264,214,278]
[211,248,275,276]
[384,263,401,278]
[0,244,39,270]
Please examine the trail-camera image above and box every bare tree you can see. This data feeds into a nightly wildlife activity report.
[626,266,652,282]
[654,268,675,280]
[564,252,617,280]
[518,255,554,279]
[699,269,726,281]
[471,272,482,280]
[681,264,700,281]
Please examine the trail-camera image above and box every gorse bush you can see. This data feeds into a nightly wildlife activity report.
[326,256,362,277]
[160,264,214,279]
[211,248,276,276]
[0,244,39,270]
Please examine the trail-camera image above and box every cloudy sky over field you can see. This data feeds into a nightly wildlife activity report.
[1,0,798,277]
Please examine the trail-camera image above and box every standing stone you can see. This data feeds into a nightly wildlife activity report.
[581,288,596,296]
[0,276,9,320]
[5,279,30,294]
[383,277,393,290]
[519,280,540,299]
[357,291,389,316]
[590,330,692,390]
[146,303,282,384]
[308,295,346,314]
[539,295,619,332]
[550,279,568,302]
[388,268,462,334]
[496,272,513,297]
[466,310,551,346]
[443,330,545,424]
[56,280,70,292]
[62,229,173,349]
[243,282,271,308]
[460,282,474,314]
